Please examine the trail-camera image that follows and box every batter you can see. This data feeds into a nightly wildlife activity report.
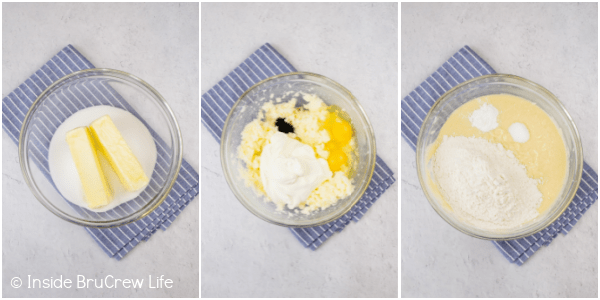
[428,94,568,215]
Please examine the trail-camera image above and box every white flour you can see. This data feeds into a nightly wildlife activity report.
[432,136,543,230]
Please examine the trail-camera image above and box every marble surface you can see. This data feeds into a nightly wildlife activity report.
[2,3,198,297]
[402,3,598,297]
[201,3,398,297]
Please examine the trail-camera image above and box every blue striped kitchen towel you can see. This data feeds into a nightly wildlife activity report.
[401,45,599,265]
[2,45,199,260]
[202,43,396,250]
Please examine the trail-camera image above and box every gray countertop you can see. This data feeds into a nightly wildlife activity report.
[2,3,198,297]
[402,3,598,297]
[201,3,398,297]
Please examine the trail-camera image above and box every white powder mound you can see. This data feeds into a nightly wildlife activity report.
[432,136,543,230]
[469,103,499,132]
[509,122,530,143]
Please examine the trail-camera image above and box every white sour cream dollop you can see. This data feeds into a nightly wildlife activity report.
[260,132,332,209]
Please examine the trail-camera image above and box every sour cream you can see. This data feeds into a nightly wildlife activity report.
[260,132,332,209]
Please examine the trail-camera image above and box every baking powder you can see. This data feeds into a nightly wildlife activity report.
[469,102,499,132]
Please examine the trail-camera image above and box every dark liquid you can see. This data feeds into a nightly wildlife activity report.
[275,118,294,133]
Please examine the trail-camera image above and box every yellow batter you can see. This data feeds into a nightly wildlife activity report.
[427,94,567,214]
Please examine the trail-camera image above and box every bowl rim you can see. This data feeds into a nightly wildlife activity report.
[220,71,377,227]
[416,73,583,240]
[18,68,183,228]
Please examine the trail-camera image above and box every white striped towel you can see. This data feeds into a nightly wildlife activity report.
[201,43,396,249]
[2,45,199,260]
[401,45,598,265]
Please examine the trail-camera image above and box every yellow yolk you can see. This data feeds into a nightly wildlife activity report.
[321,111,354,172]
[322,112,336,131]
[327,147,347,172]
[331,118,353,144]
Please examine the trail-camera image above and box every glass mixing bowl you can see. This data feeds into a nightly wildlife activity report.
[220,72,376,227]
[19,69,183,228]
[416,74,583,240]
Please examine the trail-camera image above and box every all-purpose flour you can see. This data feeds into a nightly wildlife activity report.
[432,135,543,230]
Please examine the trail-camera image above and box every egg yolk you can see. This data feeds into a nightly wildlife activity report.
[331,119,352,144]
[322,112,336,131]
[324,141,336,152]
[327,147,347,172]
[321,110,354,172]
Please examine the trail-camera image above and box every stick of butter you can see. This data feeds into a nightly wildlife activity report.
[90,115,149,191]
[66,127,113,209]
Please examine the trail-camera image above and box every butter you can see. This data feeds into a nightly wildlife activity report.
[66,127,113,208]
[89,115,149,191]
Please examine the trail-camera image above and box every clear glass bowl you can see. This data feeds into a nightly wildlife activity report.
[19,69,183,228]
[221,72,376,227]
[416,74,583,240]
